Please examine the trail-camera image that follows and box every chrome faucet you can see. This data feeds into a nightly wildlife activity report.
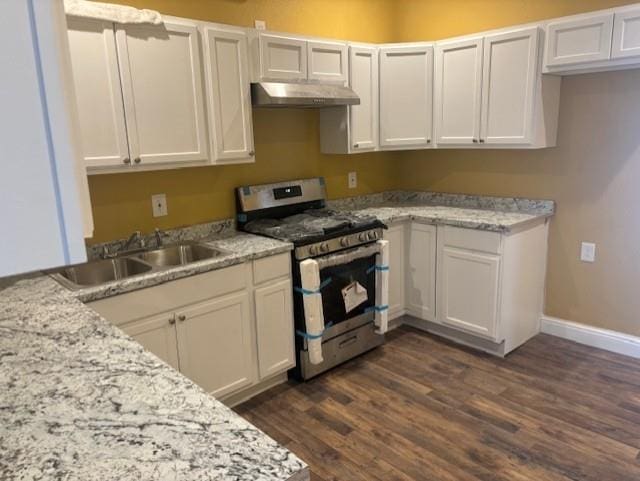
[100,231,147,259]
[154,228,169,248]
[123,231,144,251]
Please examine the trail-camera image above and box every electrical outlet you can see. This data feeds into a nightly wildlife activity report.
[151,194,168,218]
[348,171,357,189]
[580,242,596,263]
[254,20,266,30]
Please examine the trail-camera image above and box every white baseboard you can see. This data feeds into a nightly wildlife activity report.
[540,315,640,359]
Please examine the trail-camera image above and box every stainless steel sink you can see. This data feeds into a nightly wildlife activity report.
[54,257,153,289]
[135,242,225,267]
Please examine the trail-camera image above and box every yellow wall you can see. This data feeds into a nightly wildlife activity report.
[88,0,399,242]
[395,0,635,42]
[395,0,640,336]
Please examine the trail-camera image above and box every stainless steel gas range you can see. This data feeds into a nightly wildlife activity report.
[236,177,388,380]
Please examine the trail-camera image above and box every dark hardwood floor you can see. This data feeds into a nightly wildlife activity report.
[234,326,640,481]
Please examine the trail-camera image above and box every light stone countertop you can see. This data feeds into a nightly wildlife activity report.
[0,225,307,481]
[327,191,554,232]
[0,274,308,481]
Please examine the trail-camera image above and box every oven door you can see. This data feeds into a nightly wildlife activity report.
[316,251,377,340]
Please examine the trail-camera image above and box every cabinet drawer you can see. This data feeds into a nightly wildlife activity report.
[89,263,246,326]
[253,253,290,285]
[442,226,502,254]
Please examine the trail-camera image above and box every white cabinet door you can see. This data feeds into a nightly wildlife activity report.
[116,21,208,166]
[406,223,437,322]
[259,33,307,81]
[67,17,129,169]
[176,292,255,398]
[383,224,406,320]
[434,37,483,145]
[379,44,433,149]
[439,246,501,340]
[254,279,295,379]
[349,45,379,152]
[612,8,640,59]
[202,25,255,163]
[307,40,348,84]
[122,313,180,371]
[544,13,614,67]
[1,0,90,276]
[481,28,539,145]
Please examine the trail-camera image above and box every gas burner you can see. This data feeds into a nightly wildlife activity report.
[236,179,386,259]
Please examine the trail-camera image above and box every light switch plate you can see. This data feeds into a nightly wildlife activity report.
[152,194,168,218]
[580,242,596,263]
[348,171,357,189]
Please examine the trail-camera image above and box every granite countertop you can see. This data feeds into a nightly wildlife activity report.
[0,275,308,481]
[328,191,555,232]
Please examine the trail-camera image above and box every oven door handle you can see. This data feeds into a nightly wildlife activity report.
[338,335,359,349]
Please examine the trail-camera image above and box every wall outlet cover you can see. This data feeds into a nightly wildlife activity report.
[348,171,357,189]
[580,242,596,263]
[254,20,266,30]
[152,194,168,218]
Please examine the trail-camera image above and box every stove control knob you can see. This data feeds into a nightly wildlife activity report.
[368,231,378,240]
[320,242,329,253]
[358,233,368,242]
[309,245,318,256]
[340,237,350,247]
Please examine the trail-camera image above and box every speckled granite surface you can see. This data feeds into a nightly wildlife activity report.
[0,275,308,481]
[327,191,554,232]
[72,231,292,303]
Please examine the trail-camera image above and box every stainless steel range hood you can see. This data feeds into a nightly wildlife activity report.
[251,82,360,108]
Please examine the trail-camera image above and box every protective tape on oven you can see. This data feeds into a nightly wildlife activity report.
[365,304,389,313]
[296,321,334,340]
[366,264,389,275]
[294,277,332,296]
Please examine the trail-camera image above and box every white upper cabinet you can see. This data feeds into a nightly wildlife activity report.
[481,28,539,145]
[319,43,378,154]
[116,20,208,167]
[257,33,307,81]
[544,12,614,68]
[201,24,255,163]
[612,7,640,59]
[435,27,557,148]
[349,45,379,151]
[379,44,433,149]
[434,38,483,145]
[67,17,129,168]
[307,40,348,84]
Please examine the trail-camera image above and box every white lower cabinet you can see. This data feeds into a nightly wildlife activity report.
[406,223,437,322]
[438,246,500,339]
[176,292,255,398]
[122,312,180,371]
[89,255,294,402]
[255,279,295,379]
[382,220,548,355]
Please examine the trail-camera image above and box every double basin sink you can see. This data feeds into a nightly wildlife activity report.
[53,241,227,290]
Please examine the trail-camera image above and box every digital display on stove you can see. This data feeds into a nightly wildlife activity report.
[273,185,302,200]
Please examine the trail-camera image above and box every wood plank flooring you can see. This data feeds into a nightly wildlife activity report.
[234,326,640,481]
